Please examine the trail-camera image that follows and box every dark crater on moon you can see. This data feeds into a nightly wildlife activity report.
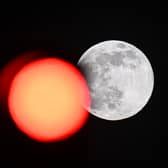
[124,50,138,60]
[95,49,140,68]
[116,42,126,49]
[91,84,124,113]
[95,51,125,67]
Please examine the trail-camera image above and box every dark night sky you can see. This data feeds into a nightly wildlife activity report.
[0,7,164,162]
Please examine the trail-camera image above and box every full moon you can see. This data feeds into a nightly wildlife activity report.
[77,40,154,121]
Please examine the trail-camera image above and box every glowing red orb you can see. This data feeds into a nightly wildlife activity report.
[8,57,90,142]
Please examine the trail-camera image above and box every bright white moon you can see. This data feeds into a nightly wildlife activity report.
[77,40,154,121]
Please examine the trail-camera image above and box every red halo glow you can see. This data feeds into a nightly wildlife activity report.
[8,57,90,142]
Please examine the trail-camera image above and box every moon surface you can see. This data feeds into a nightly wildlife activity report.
[77,40,154,121]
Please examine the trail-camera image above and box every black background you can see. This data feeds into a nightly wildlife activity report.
[0,7,164,162]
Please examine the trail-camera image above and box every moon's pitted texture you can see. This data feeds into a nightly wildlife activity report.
[77,40,154,121]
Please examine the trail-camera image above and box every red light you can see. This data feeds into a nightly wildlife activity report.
[8,57,90,142]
